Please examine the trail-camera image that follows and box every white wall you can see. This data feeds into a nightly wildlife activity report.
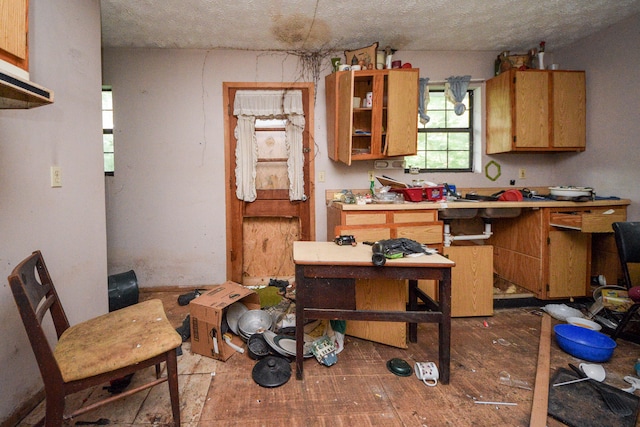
[555,13,640,220]
[0,1,106,423]
[103,47,572,287]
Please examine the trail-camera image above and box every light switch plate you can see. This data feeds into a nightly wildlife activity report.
[50,166,62,187]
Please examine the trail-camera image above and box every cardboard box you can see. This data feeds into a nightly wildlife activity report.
[602,289,633,312]
[189,281,260,361]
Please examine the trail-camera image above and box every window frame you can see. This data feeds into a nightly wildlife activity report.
[405,88,474,173]
[102,86,114,176]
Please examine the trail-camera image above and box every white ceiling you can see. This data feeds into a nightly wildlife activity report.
[100,0,640,53]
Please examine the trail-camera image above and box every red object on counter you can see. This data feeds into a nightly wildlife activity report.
[498,189,523,201]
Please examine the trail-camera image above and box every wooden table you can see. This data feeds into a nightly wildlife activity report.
[294,241,455,383]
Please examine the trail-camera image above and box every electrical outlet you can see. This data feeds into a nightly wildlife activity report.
[50,166,62,187]
[318,171,325,182]
[518,168,526,179]
[368,170,375,181]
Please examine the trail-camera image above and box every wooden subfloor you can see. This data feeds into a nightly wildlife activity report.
[17,288,640,426]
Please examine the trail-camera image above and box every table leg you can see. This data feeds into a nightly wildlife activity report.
[295,265,305,380]
[438,269,451,384]
[408,279,418,342]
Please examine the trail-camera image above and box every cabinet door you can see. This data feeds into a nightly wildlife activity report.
[336,71,355,165]
[514,71,550,149]
[0,0,28,70]
[553,71,586,149]
[548,230,590,298]
[385,70,419,156]
[486,71,514,154]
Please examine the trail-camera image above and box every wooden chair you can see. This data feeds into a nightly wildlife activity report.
[611,222,640,341]
[8,250,182,426]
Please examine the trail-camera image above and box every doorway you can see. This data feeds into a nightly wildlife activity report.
[223,83,315,286]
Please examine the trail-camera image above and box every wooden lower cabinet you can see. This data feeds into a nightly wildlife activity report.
[445,245,494,317]
[327,206,442,348]
[490,205,627,299]
[419,245,494,317]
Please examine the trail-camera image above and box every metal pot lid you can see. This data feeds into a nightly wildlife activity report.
[387,358,412,377]
[252,356,291,387]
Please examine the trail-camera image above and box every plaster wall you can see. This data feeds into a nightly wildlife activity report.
[0,1,106,423]
[103,20,640,287]
[554,13,640,221]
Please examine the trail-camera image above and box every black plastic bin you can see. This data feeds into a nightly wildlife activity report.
[108,270,139,312]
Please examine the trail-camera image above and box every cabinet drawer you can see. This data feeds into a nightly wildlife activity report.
[392,211,437,223]
[344,213,387,226]
[550,209,626,233]
[395,224,443,244]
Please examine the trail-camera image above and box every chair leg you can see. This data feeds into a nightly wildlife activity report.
[612,303,640,340]
[166,348,181,426]
[155,363,161,379]
[44,391,65,427]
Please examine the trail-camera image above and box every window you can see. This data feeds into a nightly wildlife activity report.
[404,89,473,172]
[102,86,114,175]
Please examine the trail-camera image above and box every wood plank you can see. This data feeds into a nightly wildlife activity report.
[530,313,551,427]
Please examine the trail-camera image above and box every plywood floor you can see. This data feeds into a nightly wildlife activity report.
[18,288,640,427]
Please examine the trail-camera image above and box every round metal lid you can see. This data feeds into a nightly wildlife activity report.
[387,358,412,377]
[252,356,291,387]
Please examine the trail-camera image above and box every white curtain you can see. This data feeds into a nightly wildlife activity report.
[233,90,306,202]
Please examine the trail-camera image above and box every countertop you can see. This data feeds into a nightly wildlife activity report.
[328,198,631,211]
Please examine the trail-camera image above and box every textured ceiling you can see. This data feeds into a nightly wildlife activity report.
[100,0,640,53]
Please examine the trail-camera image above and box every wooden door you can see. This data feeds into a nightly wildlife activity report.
[223,83,315,286]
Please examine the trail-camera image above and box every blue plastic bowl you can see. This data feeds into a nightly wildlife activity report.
[554,324,617,362]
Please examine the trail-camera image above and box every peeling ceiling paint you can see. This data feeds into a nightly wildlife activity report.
[100,0,640,53]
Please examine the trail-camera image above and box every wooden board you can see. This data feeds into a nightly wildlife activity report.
[530,313,551,427]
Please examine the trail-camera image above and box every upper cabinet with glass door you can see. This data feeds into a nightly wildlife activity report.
[325,69,419,165]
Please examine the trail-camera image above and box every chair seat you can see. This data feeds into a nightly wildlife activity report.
[54,299,181,382]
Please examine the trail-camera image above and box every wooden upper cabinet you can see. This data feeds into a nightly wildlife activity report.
[0,0,29,72]
[325,69,419,165]
[486,70,586,154]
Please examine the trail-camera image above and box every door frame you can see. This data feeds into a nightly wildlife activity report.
[223,82,316,283]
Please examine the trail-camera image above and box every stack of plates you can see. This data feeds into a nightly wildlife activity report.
[238,309,273,340]
[262,330,313,358]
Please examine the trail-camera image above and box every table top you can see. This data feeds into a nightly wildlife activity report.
[293,241,455,268]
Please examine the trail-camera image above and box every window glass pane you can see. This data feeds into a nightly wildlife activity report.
[103,134,114,153]
[102,110,113,130]
[405,89,473,172]
[256,130,287,159]
[255,162,288,190]
[102,90,112,110]
[448,133,470,150]
[255,118,286,128]
[104,153,114,173]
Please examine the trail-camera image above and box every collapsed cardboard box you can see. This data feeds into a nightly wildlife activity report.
[190,281,260,361]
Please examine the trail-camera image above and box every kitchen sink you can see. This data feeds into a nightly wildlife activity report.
[479,207,522,219]
[438,208,478,220]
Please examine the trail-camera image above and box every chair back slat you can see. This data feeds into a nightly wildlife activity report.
[36,294,57,324]
[613,222,640,289]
